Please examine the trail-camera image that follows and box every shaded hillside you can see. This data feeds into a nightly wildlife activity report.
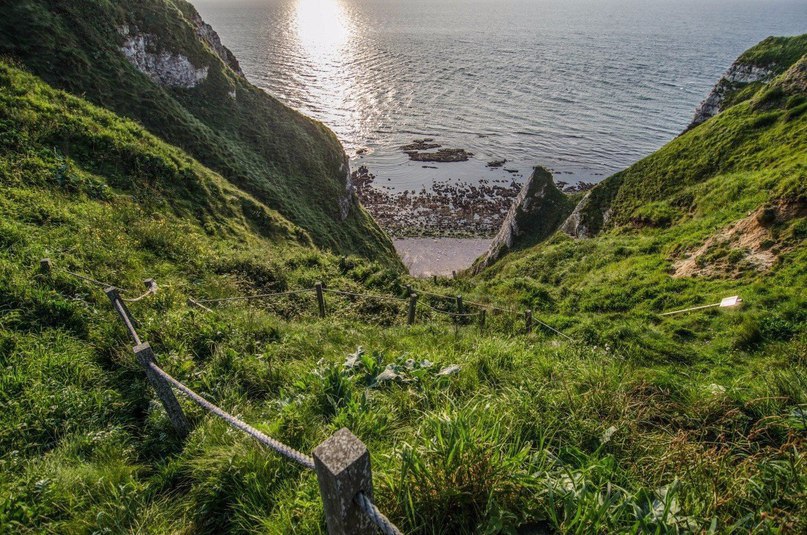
[0,0,395,261]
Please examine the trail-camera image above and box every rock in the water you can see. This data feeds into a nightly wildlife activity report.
[406,148,471,162]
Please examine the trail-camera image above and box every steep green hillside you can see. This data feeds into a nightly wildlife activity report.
[570,35,806,236]
[0,34,805,535]
[0,0,395,260]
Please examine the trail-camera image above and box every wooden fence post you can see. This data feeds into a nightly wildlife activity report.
[105,287,140,344]
[316,282,326,318]
[405,284,412,298]
[408,293,418,325]
[313,428,375,535]
[40,258,52,274]
[456,295,464,315]
[133,342,191,438]
[525,309,533,334]
[479,309,486,331]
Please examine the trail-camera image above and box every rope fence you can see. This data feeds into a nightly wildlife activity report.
[38,259,744,533]
[101,277,403,535]
[147,360,316,469]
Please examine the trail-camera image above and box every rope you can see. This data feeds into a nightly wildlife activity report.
[147,361,315,470]
[355,492,404,535]
[323,289,408,303]
[533,317,575,342]
[63,269,117,289]
[193,288,315,304]
[417,289,456,301]
[420,302,481,318]
[122,288,156,303]
[110,297,141,346]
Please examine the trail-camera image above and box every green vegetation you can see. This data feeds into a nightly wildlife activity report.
[0,0,396,261]
[569,34,806,237]
[0,20,805,535]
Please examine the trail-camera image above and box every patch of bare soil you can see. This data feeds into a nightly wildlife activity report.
[672,200,805,278]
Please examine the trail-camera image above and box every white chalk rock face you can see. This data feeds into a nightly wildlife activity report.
[689,62,774,128]
[119,25,208,89]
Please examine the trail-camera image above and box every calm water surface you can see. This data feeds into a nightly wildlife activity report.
[195,0,806,191]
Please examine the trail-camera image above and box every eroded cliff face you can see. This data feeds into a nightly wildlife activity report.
[688,62,774,129]
[472,167,574,272]
[187,9,244,77]
[119,25,209,88]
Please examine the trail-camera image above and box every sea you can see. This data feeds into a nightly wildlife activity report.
[193,0,805,274]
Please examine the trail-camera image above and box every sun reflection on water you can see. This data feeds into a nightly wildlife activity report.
[294,0,351,56]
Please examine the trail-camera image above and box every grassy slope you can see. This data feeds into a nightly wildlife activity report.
[1,43,806,535]
[574,34,806,235]
[0,0,396,261]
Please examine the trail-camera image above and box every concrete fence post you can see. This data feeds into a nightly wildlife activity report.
[525,309,533,334]
[313,428,375,535]
[133,342,191,438]
[40,258,52,274]
[407,293,418,325]
[316,282,326,318]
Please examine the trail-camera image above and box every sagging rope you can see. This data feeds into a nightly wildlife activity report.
[355,491,404,535]
[147,361,316,470]
[192,288,315,304]
[323,288,408,303]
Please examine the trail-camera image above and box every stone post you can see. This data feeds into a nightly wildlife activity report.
[313,428,375,535]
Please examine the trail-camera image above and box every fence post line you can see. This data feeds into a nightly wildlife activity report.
[40,258,52,274]
[313,428,375,535]
[133,342,191,438]
[316,282,326,318]
[408,293,418,325]
[525,309,533,334]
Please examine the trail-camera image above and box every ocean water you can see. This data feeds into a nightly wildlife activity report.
[193,0,806,191]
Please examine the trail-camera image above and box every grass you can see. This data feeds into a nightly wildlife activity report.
[0,0,397,262]
[0,24,805,535]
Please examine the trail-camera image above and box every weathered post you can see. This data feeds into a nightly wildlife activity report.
[105,287,140,344]
[133,343,190,437]
[525,309,533,334]
[407,293,418,325]
[479,309,486,331]
[452,270,456,279]
[40,258,52,274]
[456,295,464,315]
[316,282,326,318]
[405,284,412,298]
[313,428,375,535]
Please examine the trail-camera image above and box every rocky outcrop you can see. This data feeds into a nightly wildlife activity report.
[472,166,574,272]
[560,192,593,238]
[119,25,208,88]
[688,62,774,129]
[187,10,244,77]
[339,157,358,221]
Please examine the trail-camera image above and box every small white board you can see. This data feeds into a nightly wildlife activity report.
[719,296,742,308]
